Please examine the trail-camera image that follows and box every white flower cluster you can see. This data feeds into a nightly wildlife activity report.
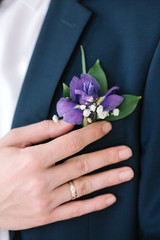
[83,109,91,117]
[82,103,120,123]
[96,105,109,119]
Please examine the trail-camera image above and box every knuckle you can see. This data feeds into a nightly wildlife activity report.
[32,198,51,226]
[74,203,84,217]
[30,178,46,197]
[77,158,89,175]
[31,197,51,226]
[93,201,102,211]
[79,178,91,196]
[22,151,38,172]
[39,120,54,138]
[105,149,116,164]
[105,172,115,186]
[67,134,81,153]
[90,125,102,139]
[36,197,51,213]
[70,202,84,218]
[40,120,52,129]
[8,128,27,148]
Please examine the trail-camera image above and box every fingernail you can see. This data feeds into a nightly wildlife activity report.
[118,147,132,160]
[102,122,112,133]
[119,169,134,181]
[106,196,116,205]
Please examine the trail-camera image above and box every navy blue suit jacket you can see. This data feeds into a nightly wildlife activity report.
[9,0,160,239]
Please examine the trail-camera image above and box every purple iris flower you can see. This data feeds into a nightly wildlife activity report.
[57,73,124,124]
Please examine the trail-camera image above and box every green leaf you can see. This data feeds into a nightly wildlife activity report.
[63,83,70,98]
[88,59,108,95]
[80,45,87,74]
[105,94,142,121]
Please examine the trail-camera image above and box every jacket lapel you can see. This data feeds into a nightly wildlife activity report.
[12,0,92,128]
[10,0,91,239]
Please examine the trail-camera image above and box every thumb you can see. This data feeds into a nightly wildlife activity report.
[0,120,74,148]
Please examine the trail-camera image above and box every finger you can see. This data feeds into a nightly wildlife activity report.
[45,145,132,189]
[34,121,112,166]
[52,167,133,206]
[0,120,74,148]
[49,194,116,223]
[72,166,134,199]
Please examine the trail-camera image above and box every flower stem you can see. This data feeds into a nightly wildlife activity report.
[82,117,88,127]
[80,45,87,74]
[93,112,97,122]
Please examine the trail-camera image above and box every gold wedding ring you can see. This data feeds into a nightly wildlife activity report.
[68,180,77,200]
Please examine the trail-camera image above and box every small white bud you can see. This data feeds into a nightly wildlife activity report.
[113,108,120,116]
[87,118,92,123]
[52,115,59,123]
[83,109,91,117]
[96,105,103,114]
[80,105,86,110]
[90,104,96,112]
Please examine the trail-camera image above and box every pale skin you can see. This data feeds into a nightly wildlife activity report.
[0,120,133,230]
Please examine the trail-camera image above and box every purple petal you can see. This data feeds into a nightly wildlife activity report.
[63,109,83,125]
[70,76,83,102]
[83,80,94,94]
[103,86,120,97]
[56,98,83,124]
[102,94,124,111]
[75,89,86,96]
[75,89,93,105]
[56,98,77,117]
[81,73,100,96]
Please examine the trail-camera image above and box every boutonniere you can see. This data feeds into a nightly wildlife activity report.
[53,46,141,126]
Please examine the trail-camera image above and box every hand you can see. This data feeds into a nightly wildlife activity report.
[0,120,133,230]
